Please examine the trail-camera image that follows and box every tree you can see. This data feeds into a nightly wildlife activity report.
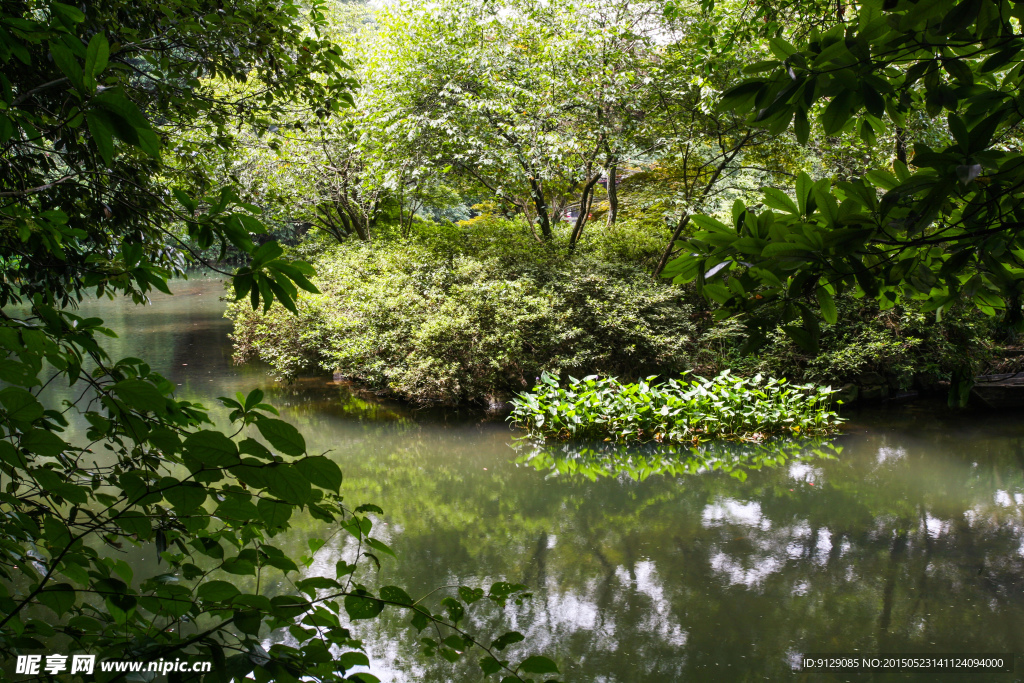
[664,0,1024,387]
[0,2,561,680]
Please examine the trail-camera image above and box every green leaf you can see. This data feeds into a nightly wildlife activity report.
[762,188,799,215]
[21,429,67,457]
[265,463,312,505]
[518,656,559,675]
[816,286,838,324]
[294,456,342,491]
[491,631,525,651]
[458,586,484,604]
[0,387,44,422]
[821,90,855,135]
[344,591,384,620]
[480,657,504,675]
[49,42,83,89]
[256,418,306,456]
[37,584,76,617]
[83,33,109,90]
[184,430,239,466]
[113,379,167,413]
[380,586,413,605]
[257,498,292,528]
[116,511,152,539]
[442,597,464,623]
[252,241,284,266]
[197,581,240,603]
[161,478,207,512]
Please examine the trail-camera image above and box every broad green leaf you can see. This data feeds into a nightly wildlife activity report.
[38,584,76,617]
[265,463,312,504]
[113,379,167,413]
[0,387,44,422]
[518,656,559,675]
[816,286,838,324]
[344,591,384,620]
[257,498,292,528]
[294,455,342,491]
[116,511,152,539]
[197,581,240,602]
[184,430,239,466]
[380,586,413,605]
[256,418,306,456]
[160,478,207,512]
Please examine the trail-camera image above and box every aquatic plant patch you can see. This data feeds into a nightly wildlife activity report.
[509,371,843,442]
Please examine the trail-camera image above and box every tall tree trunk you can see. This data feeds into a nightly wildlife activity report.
[570,173,603,250]
[529,178,552,240]
[606,163,618,227]
[895,125,907,166]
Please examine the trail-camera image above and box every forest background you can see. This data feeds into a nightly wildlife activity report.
[226,0,1020,409]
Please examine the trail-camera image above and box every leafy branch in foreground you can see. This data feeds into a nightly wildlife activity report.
[509,371,842,444]
[0,316,561,681]
[665,0,1024,376]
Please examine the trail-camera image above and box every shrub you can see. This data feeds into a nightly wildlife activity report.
[228,221,697,406]
[691,296,993,390]
[508,371,842,443]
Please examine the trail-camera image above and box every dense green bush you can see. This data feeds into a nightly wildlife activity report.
[229,217,696,406]
[509,371,841,443]
[692,296,993,391]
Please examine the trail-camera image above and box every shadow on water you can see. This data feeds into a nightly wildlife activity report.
[53,277,1024,682]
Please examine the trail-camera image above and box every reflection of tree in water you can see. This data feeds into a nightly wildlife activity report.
[270,429,1024,682]
[513,436,841,482]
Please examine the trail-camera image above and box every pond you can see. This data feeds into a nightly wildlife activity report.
[64,277,1024,682]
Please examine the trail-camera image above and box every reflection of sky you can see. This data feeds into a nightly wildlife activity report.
[701,498,769,529]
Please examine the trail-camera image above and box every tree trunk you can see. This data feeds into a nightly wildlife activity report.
[570,173,603,250]
[529,178,553,240]
[653,213,691,277]
[606,163,618,227]
[895,126,907,166]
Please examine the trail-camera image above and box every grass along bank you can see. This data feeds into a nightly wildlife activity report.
[509,372,842,443]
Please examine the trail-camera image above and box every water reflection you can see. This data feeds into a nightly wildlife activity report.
[52,279,1024,682]
[512,436,841,482]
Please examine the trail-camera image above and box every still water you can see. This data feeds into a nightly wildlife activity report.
[68,277,1024,681]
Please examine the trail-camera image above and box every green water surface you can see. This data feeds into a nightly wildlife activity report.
[57,277,1024,682]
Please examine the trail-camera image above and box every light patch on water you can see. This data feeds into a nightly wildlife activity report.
[925,515,950,539]
[876,446,907,464]
[787,522,812,559]
[815,528,832,563]
[788,462,823,483]
[964,507,981,526]
[546,534,558,549]
[792,580,810,596]
[994,489,1023,507]
[702,498,769,529]
[614,561,688,646]
[710,551,781,587]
